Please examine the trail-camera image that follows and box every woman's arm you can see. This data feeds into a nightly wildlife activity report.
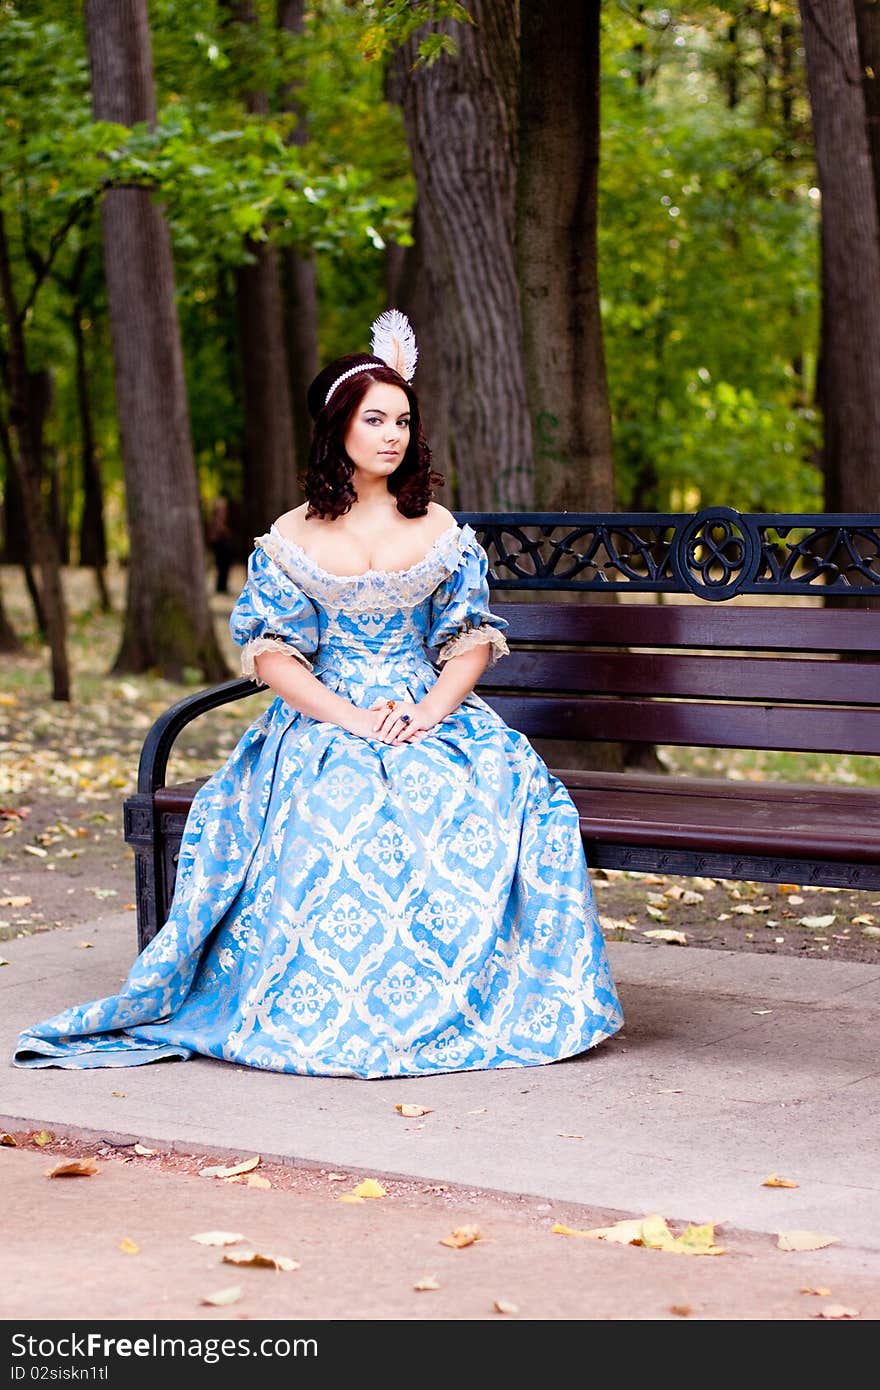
[419,642,492,722]
[253,650,367,735]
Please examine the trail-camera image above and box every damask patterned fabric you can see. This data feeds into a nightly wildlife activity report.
[12,521,623,1077]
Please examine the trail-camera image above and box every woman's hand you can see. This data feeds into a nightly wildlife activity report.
[367,696,437,745]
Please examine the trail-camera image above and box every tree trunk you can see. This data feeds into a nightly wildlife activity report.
[854,0,880,228]
[385,208,454,504]
[392,0,533,509]
[277,0,319,478]
[221,0,297,541]
[73,291,111,609]
[85,0,227,679]
[799,0,880,514]
[234,241,299,539]
[0,573,21,652]
[517,0,614,511]
[0,210,71,699]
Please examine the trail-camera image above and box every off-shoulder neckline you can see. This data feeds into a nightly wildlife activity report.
[266,519,464,582]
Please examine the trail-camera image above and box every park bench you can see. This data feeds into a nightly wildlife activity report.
[124,506,880,952]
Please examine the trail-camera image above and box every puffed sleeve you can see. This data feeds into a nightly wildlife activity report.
[229,542,320,682]
[426,531,510,667]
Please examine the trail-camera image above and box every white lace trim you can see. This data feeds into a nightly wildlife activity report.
[437,624,510,667]
[255,522,475,613]
[241,635,313,683]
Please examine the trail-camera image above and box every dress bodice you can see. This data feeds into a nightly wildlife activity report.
[228,519,511,693]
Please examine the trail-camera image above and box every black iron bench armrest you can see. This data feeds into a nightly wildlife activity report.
[137,677,256,795]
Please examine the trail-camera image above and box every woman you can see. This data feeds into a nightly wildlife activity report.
[13,311,623,1078]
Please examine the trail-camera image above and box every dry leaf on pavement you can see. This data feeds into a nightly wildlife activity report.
[777,1230,839,1252]
[32,1130,54,1147]
[763,1174,799,1189]
[222,1251,300,1272]
[0,1133,17,1146]
[198,1155,260,1179]
[553,1215,724,1255]
[493,1299,518,1315]
[395,1103,433,1118]
[813,1304,859,1319]
[118,1238,139,1255]
[413,1276,440,1291]
[800,1286,832,1296]
[350,1179,386,1200]
[190,1232,245,1247]
[201,1286,242,1307]
[46,1157,100,1178]
[642,929,688,945]
[133,1144,156,1157]
[440,1226,483,1248]
[246,1175,272,1189]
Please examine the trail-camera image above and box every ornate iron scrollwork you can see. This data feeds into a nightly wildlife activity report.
[459,509,880,600]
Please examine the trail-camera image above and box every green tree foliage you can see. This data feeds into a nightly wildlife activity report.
[600,3,821,511]
[1,0,827,561]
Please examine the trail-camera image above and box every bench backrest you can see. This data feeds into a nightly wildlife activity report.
[478,602,880,755]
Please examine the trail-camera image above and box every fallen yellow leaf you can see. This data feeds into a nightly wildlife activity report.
[493,1299,518,1315]
[118,1238,140,1255]
[201,1285,242,1307]
[642,929,688,945]
[337,1194,365,1204]
[351,1179,386,1200]
[133,1144,156,1157]
[800,1286,832,1297]
[46,1158,100,1179]
[0,1133,17,1146]
[246,1174,272,1190]
[439,1225,482,1248]
[413,1275,440,1291]
[553,1218,643,1244]
[222,1251,300,1272]
[32,1130,54,1147]
[670,1304,694,1317]
[763,1174,799,1189]
[0,895,31,907]
[190,1232,245,1247]
[395,1103,433,1118]
[777,1230,839,1252]
[553,1215,725,1255]
[199,1155,260,1179]
[813,1304,859,1319]
[76,941,94,950]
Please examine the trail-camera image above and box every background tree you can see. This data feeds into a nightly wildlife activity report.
[799,0,880,512]
[517,0,614,511]
[393,1,534,509]
[85,0,227,680]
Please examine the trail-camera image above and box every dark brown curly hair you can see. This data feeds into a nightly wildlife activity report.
[299,355,445,521]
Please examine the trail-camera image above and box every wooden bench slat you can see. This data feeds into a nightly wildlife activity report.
[493,602,880,652]
[480,650,880,704]
[483,694,880,754]
[556,773,880,863]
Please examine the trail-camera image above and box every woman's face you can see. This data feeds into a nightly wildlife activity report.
[343,382,411,480]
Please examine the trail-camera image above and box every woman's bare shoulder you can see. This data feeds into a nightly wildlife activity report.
[272,504,312,543]
[425,502,456,534]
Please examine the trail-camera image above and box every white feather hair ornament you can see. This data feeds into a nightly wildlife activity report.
[370,308,418,382]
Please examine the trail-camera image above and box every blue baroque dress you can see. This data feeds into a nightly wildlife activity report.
[13,521,623,1077]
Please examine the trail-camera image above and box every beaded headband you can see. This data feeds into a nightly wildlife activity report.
[323,309,419,407]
